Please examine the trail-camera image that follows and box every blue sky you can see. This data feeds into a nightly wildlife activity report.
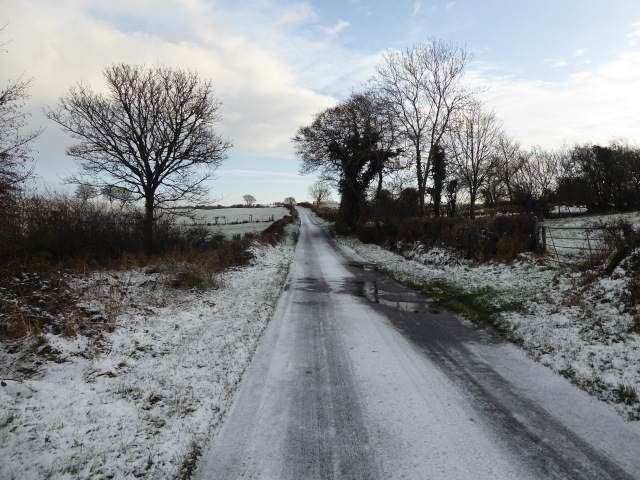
[3,0,639,205]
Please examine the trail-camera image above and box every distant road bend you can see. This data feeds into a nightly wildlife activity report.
[195,208,640,480]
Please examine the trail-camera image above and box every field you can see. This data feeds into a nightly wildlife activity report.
[177,207,291,238]
[540,211,640,265]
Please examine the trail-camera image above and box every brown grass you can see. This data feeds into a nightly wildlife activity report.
[1,209,297,350]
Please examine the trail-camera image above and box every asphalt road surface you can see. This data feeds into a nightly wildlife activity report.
[195,208,640,480]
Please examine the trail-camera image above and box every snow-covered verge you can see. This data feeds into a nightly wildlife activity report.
[0,226,297,480]
[339,237,640,420]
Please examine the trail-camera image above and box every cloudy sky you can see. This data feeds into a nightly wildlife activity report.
[3,0,639,205]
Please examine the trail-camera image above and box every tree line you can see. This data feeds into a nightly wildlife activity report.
[3,31,639,249]
[292,38,640,233]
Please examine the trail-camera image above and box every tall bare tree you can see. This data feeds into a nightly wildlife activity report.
[493,133,524,208]
[372,39,475,215]
[512,147,563,216]
[45,64,231,252]
[447,102,503,218]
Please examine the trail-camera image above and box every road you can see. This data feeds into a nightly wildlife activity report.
[195,208,640,479]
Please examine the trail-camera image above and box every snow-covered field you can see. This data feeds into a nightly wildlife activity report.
[0,226,297,480]
[340,227,640,420]
[178,207,290,238]
[540,212,640,265]
[544,211,640,229]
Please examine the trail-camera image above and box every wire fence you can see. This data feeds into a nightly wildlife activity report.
[537,225,618,266]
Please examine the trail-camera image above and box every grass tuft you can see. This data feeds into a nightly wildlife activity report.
[616,383,639,406]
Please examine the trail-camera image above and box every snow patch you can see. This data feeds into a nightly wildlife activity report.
[0,227,297,479]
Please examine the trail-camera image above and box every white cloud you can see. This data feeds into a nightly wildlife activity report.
[324,20,351,36]
[470,50,640,148]
[217,170,314,185]
[627,21,640,45]
[275,2,318,26]
[550,60,569,68]
[573,48,587,57]
[413,2,422,16]
[218,170,304,178]
[3,0,336,161]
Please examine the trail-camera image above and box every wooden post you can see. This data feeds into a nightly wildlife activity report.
[536,222,547,254]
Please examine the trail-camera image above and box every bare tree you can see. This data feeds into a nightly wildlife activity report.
[101,184,133,206]
[45,63,231,252]
[0,26,43,254]
[447,102,503,218]
[1,26,43,197]
[372,39,475,215]
[243,194,256,206]
[512,147,563,216]
[283,197,296,206]
[493,133,524,208]
[75,184,97,202]
[308,180,332,208]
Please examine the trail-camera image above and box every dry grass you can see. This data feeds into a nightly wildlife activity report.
[1,212,296,359]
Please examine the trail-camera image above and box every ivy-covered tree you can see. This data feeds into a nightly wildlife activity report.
[293,92,400,233]
[429,144,446,217]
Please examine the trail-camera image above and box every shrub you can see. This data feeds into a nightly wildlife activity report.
[0,193,240,262]
[358,214,538,262]
[260,206,297,245]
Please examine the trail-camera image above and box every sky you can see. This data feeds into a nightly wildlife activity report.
[2,0,639,205]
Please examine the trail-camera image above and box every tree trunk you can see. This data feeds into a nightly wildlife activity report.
[469,191,476,219]
[415,148,426,217]
[430,145,445,217]
[337,183,361,235]
[143,195,155,254]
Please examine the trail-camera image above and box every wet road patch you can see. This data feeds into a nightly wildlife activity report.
[363,281,442,314]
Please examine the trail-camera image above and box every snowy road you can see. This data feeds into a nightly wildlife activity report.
[195,208,640,479]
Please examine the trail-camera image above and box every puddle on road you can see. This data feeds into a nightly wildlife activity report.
[363,281,442,314]
[348,261,376,271]
[348,261,442,314]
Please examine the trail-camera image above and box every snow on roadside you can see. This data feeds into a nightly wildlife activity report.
[340,237,640,420]
[0,226,297,480]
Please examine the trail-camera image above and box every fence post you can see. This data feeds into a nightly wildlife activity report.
[536,221,547,253]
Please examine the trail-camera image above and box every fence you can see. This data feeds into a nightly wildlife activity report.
[537,225,618,266]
